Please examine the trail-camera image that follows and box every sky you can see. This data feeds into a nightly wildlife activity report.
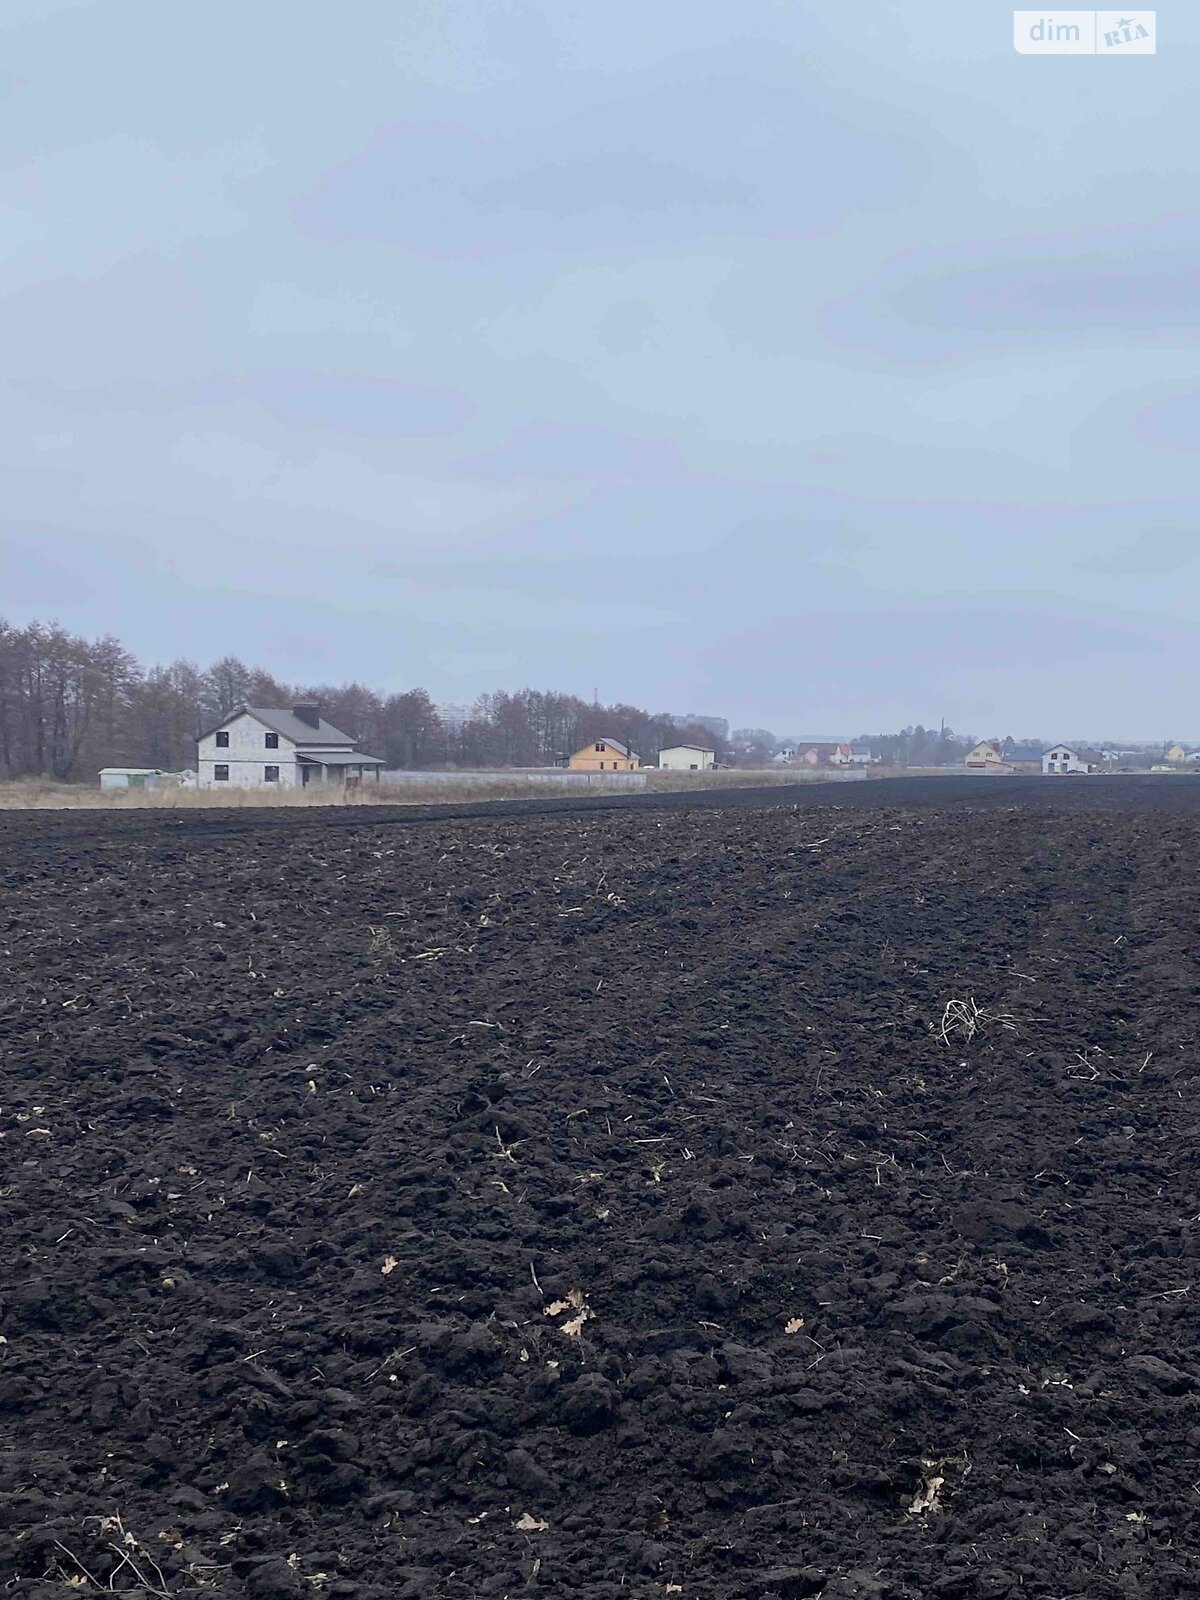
[1,0,1196,739]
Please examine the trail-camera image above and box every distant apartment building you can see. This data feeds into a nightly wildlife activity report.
[677,714,729,741]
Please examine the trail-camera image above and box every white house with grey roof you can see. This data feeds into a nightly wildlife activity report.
[197,704,384,789]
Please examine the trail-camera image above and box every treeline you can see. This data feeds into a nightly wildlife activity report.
[855,725,973,767]
[0,618,724,780]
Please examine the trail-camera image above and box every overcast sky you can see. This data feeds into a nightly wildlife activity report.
[2,1,1195,738]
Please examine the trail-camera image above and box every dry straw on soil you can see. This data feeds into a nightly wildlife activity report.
[0,770,797,810]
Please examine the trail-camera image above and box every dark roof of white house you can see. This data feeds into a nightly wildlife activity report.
[199,706,357,746]
[1043,744,1103,762]
[659,743,715,754]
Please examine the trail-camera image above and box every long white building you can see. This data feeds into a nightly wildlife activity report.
[658,743,715,771]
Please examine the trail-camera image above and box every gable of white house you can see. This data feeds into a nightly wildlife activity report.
[1043,745,1089,774]
[197,711,301,787]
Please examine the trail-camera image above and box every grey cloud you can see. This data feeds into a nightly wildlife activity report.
[297,54,930,254]
[471,152,753,217]
[0,257,211,388]
[1134,389,1200,450]
[453,423,686,483]
[13,369,476,439]
[1081,529,1199,576]
[255,373,475,437]
[819,218,1200,362]
[699,602,1159,709]
[595,299,658,354]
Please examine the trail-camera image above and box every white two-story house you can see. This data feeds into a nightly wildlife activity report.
[1042,744,1099,775]
[196,704,385,789]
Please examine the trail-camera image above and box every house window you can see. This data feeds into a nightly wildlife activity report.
[265,732,279,748]
[214,764,229,782]
[216,730,230,748]
[595,742,604,752]
[264,766,279,783]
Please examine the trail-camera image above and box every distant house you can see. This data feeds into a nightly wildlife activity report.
[848,745,876,765]
[790,743,853,768]
[568,738,641,772]
[1102,748,1152,770]
[1043,744,1100,775]
[965,740,1006,772]
[658,744,715,772]
[1166,743,1189,764]
[197,704,384,789]
[1004,745,1044,774]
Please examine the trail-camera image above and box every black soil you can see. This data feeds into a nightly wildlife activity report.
[2,792,1199,1598]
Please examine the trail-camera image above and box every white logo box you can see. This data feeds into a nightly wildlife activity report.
[1013,11,1156,54]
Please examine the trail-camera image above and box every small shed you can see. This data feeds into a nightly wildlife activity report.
[99,768,166,791]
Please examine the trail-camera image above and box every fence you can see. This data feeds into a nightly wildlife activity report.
[379,768,648,791]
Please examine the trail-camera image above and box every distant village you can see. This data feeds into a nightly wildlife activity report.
[99,709,1200,792]
[5,614,1197,790]
[754,737,1200,777]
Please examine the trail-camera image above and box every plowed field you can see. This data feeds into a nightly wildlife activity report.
[2,794,1198,1598]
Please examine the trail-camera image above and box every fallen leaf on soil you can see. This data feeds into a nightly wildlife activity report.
[785,1316,805,1334]
[381,1256,398,1275]
[545,1286,593,1335]
[907,1468,945,1515]
[513,1513,549,1531]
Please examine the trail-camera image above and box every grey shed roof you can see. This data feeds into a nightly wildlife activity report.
[198,706,358,745]
[296,750,385,767]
